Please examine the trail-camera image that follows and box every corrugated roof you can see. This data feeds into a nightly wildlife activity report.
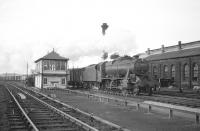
[145,47,200,61]
[35,51,68,62]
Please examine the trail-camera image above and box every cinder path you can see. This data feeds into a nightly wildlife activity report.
[40,89,200,131]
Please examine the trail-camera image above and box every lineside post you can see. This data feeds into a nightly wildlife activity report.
[196,113,199,124]
[107,98,110,102]
[148,105,152,113]
[169,109,173,119]
[125,101,128,106]
[136,103,140,110]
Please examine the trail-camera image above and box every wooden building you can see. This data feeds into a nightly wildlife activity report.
[35,50,69,89]
[145,41,200,90]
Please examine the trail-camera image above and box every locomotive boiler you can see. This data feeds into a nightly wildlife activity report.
[101,56,153,95]
[104,57,149,78]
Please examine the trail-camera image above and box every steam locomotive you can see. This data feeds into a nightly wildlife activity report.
[68,56,158,95]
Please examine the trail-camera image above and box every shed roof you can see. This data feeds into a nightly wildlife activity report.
[35,50,68,63]
[145,47,200,61]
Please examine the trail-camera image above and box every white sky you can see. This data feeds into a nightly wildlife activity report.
[0,0,200,74]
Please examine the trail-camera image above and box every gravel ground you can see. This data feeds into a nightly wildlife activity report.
[39,89,200,131]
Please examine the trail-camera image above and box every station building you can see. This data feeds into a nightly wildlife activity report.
[144,41,200,90]
[35,50,69,89]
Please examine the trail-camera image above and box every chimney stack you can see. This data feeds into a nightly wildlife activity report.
[161,44,165,53]
[178,41,182,50]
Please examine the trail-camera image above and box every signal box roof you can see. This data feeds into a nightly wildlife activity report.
[35,50,68,63]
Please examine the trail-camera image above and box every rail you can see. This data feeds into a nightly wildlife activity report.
[62,88,200,124]
[9,84,99,131]
[5,86,39,131]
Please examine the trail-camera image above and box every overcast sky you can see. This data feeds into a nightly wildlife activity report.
[0,0,200,74]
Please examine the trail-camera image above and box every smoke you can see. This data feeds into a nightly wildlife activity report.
[0,28,137,73]
[62,29,137,68]
[0,0,138,73]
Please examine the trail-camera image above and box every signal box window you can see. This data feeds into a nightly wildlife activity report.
[193,63,198,81]
[61,61,65,70]
[43,78,47,84]
[43,60,49,70]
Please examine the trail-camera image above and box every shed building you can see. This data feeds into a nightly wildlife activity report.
[145,41,200,90]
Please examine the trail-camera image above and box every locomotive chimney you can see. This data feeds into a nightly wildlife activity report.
[133,55,139,59]
[161,44,165,53]
[178,41,182,50]
[147,48,150,55]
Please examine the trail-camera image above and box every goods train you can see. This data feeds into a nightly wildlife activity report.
[68,55,158,95]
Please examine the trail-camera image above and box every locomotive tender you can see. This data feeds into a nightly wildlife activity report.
[69,56,156,95]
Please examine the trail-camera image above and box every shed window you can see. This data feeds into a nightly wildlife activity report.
[43,78,47,84]
[192,63,198,81]
[183,64,189,81]
[163,65,168,78]
[153,66,157,78]
[171,65,175,79]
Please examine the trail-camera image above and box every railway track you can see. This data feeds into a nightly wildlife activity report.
[3,84,38,131]
[91,90,200,108]
[155,91,200,99]
[6,83,126,131]
[6,92,31,131]
[4,84,99,131]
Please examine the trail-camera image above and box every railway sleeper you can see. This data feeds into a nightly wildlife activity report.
[7,113,22,118]
[9,121,26,126]
[34,120,66,125]
[32,117,61,121]
[29,115,59,119]
[10,125,27,130]
[36,123,75,129]
[39,127,81,131]
[26,110,52,114]
[29,112,54,115]
[7,118,24,122]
